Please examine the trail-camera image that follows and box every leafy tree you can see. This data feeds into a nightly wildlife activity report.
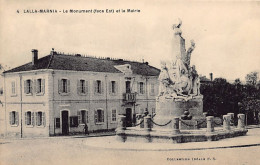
[245,71,258,86]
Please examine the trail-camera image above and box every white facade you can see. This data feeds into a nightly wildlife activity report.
[0,65,159,137]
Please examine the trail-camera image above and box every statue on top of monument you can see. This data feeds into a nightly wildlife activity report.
[158,19,201,101]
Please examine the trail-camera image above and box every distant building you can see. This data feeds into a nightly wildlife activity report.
[0,49,160,137]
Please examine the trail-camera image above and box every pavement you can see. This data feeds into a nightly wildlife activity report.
[1,126,260,165]
[84,126,260,151]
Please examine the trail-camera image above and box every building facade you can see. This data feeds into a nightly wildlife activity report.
[0,49,160,137]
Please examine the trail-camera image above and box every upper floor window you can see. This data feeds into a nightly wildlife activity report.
[109,81,117,95]
[24,79,33,94]
[36,79,45,94]
[58,79,70,94]
[150,83,155,95]
[25,111,34,126]
[94,80,103,94]
[77,79,88,95]
[35,111,45,126]
[78,110,88,124]
[111,109,117,122]
[139,82,145,94]
[95,109,104,123]
[9,111,19,126]
[11,81,16,95]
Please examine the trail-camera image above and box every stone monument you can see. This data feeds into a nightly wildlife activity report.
[115,20,247,143]
[155,19,203,129]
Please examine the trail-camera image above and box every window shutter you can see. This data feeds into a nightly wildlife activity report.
[30,80,33,94]
[83,81,86,94]
[35,112,38,126]
[101,110,104,122]
[94,110,97,124]
[67,79,70,93]
[115,81,118,95]
[34,79,36,93]
[24,81,27,94]
[9,112,12,125]
[16,112,19,125]
[77,80,80,94]
[85,81,89,94]
[101,81,104,94]
[25,112,27,125]
[94,80,97,94]
[143,82,146,94]
[42,112,46,127]
[32,112,35,126]
[77,111,81,124]
[136,82,139,94]
[109,81,112,94]
[86,111,89,123]
[42,79,45,94]
[58,79,61,94]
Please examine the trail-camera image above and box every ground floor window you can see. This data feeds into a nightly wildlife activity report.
[70,116,78,127]
[9,111,19,125]
[95,109,104,123]
[111,109,117,122]
[25,111,34,126]
[55,118,60,128]
[78,110,88,124]
[36,112,45,126]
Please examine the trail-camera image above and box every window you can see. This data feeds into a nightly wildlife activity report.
[9,111,19,126]
[11,81,16,95]
[25,111,34,126]
[139,82,145,94]
[78,110,88,124]
[58,79,70,94]
[70,116,78,127]
[110,81,117,95]
[150,83,155,95]
[36,111,45,126]
[77,80,88,95]
[55,118,60,128]
[97,80,101,93]
[36,79,45,94]
[95,109,104,123]
[111,109,117,122]
[94,80,103,94]
[24,79,33,94]
[111,81,116,93]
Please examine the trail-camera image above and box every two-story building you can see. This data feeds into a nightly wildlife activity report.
[0,49,160,137]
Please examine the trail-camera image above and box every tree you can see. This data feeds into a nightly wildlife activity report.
[234,78,241,85]
[245,71,258,86]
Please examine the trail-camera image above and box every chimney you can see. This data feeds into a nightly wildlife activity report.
[32,49,38,65]
[209,73,213,81]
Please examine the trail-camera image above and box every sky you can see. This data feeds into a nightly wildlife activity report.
[0,0,260,81]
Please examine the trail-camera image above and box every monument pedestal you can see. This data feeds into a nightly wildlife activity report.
[154,96,204,129]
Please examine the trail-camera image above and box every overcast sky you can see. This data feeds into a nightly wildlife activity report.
[0,0,259,81]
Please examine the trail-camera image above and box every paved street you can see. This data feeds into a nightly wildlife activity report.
[1,127,260,165]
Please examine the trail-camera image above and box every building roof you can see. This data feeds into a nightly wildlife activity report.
[4,53,160,76]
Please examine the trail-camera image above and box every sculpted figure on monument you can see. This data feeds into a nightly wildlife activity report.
[185,40,196,67]
[158,19,201,101]
[158,61,170,96]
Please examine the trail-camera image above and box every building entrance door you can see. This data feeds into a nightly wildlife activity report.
[126,108,132,127]
[61,111,69,135]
